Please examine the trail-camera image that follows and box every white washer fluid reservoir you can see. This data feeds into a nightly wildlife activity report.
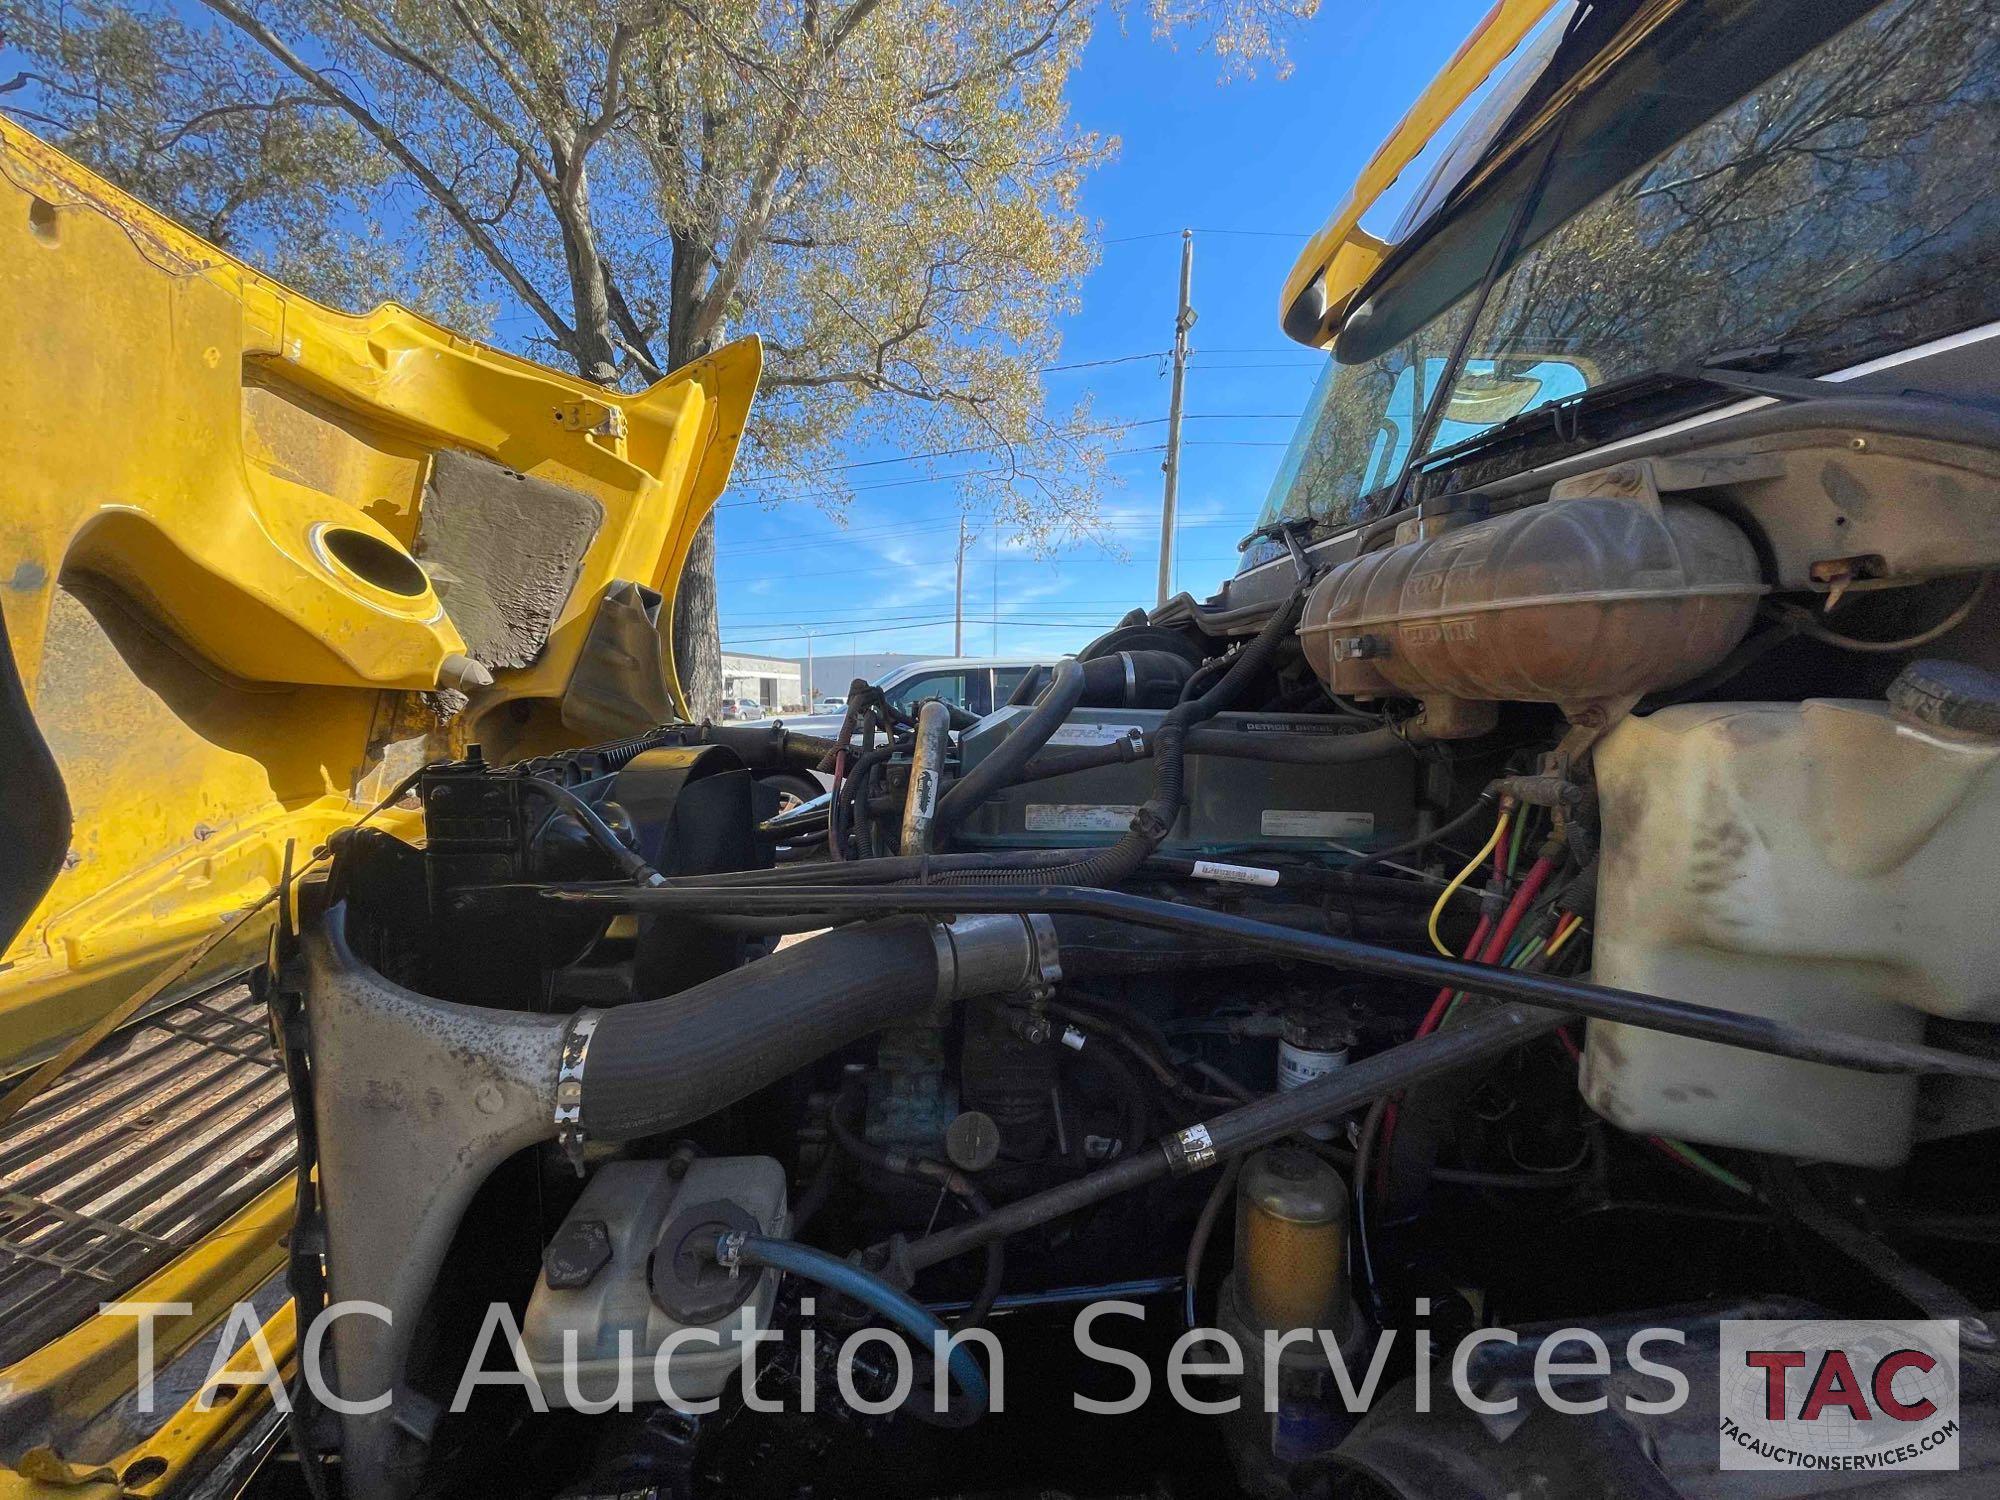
[1581,696,2000,1168]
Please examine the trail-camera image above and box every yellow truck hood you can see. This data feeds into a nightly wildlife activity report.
[0,116,759,1072]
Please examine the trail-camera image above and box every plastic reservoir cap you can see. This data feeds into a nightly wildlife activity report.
[946,1110,1002,1172]
[1889,659,2000,740]
[649,1199,761,1322]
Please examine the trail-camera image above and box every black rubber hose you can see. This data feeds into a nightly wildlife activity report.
[1006,665,1048,707]
[1045,998,1211,1107]
[582,917,945,1141]
[932,594,1304,887]
[1075,1037,1151,1155]
[1177,651,1235,704]
[519,778,663,885]
[844,743,900,859]
[1349,792,1498,874]
[1076,651,1196,708]
[693,723,845,769]
[1001,736,1150,784]
[935,658,1087,834]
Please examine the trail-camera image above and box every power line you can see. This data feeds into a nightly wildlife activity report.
[719,550,1243,583]
[1039,350,1170,372]
[716,515,1255,558]
[721,598,1161,619]
[728,607,1129,630]
[723,614,1126,646]
[1102,227,1312,245]
[729,414,1299,488]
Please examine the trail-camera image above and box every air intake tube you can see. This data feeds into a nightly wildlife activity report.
[297,905,1057,1499]
[580,912,1052,1139]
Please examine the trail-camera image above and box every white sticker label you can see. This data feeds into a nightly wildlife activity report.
[1190,859,1280,887]
[1260,809,1376,839]
[1277,1038,1349,1089]
[1025,803,1138,832]
[1045,722,1146,747]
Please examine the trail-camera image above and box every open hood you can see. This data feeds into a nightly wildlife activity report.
[0,116,760,1072]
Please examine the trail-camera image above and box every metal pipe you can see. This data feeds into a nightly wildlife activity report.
[543,883,2000,1085]
[900,699,952,854]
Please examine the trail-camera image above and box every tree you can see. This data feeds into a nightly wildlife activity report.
[2,0,1315,712]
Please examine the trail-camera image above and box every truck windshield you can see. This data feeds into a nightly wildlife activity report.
[1253,0,2000,546]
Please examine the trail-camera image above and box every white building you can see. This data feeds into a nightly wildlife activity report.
[719,651,803,711]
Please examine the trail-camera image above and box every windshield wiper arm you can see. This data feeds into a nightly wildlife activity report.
[1236,514,1319,579]
[1413,345,1864,475]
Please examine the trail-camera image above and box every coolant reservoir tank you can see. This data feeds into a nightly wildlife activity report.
[1582,695,2000,1169]
[1298,496,1763,716]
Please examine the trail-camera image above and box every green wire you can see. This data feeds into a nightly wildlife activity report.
[1507,804,1531,878]
[1442,934,1549,1030]
[1661,1139,1758,1197]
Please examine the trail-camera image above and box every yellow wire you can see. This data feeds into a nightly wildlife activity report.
[1427,809,1509,957]
[1547,911,1585,958]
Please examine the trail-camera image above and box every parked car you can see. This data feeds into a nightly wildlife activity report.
[780,657,1039,734]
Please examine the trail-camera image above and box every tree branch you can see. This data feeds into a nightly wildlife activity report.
[916,0,1081,104]
[197,0,577,353]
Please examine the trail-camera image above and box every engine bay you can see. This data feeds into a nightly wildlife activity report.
[271,444,2000,1499]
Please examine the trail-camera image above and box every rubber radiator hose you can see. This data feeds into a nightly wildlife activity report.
[582,916,948,1140]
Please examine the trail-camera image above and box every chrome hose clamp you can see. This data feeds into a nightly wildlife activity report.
[554,1009,602,1174]
[1172,1122,1218,1172]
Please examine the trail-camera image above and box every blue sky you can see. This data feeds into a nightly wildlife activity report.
[716,0,1499,670]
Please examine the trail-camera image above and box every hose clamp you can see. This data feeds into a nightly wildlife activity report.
[1025,913,1062,991]
[1171,1122,1218,1173]
[932,913,1064,1005]
[931,922,960,1007]
[554,1009,602,1174]
[715,1229,747,1276]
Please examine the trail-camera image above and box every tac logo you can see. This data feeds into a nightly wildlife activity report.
[1718,1320,1959,1472]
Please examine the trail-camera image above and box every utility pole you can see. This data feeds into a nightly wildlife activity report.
[801,628,814,705]
[1156,228,1195,608]
[953,513,969,655]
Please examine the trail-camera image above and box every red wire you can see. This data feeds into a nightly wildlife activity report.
[1415,914,1490,1039]
[1386,905,1497,1190]
[1478,854,1556,968]
[1385,853,1558,1192]
[827,749,849,861]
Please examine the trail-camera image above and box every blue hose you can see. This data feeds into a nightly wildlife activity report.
[725,1234,990,1417]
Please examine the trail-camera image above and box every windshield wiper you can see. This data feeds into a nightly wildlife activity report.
[1235,514,1319,578]
[1410,344,1865,476]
